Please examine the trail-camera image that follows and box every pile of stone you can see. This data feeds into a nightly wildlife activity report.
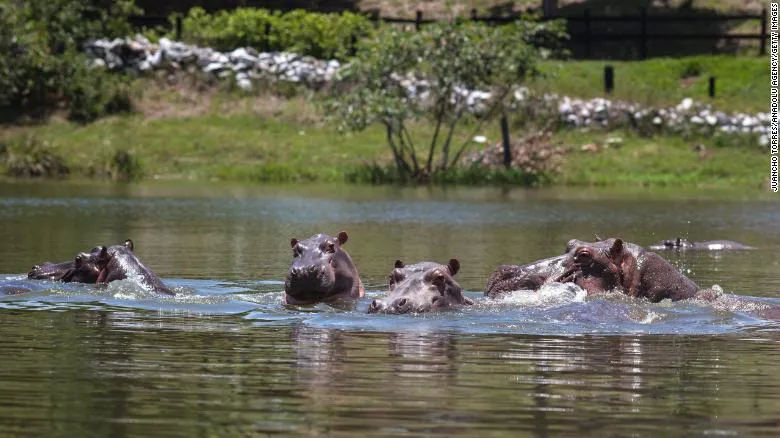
[84,35,342,89]
[83,36,769,144]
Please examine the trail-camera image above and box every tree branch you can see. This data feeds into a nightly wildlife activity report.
[426,97,446,174]
[449,87,512,168]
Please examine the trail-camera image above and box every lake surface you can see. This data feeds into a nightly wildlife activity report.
[1,180,779,436]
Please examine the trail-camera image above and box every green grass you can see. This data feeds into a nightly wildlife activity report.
[532,56,768,113]
[549,130,766,188]
[0,108,766,189]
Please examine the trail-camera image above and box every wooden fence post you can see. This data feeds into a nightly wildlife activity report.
[760,7,768,56]
[415,10,423,31]
[501,115,511,169]
[708,76,716,98]
[604,65,614,94]
[584,9,591,58]
[640,8,648,60]
[264,22,271,51]
[175,14,183,41]
[471,8,478,21]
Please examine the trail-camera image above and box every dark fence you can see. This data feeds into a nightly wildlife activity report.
[130,7,768,59]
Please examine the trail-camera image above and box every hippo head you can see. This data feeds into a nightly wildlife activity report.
[558,238,632,295]
[28,260,81,281]
[367,259,474,314]
[92,240,135,284]
[285,232,350,303]
[649,237,693,251]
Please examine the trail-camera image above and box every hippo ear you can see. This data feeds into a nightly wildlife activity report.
[124,239,134,251]
[609,239,624,260]
[290,238,298,248]
[675,237,682,247]
[394,259,405,269]
[594,234,603,241]
[447,258,460,276]
[99,246,108,260]
[337,231,348,246]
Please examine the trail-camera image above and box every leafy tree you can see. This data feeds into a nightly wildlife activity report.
[325,19,567,182]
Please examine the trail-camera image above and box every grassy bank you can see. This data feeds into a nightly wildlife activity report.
[0,81,766,189]
[533,56,768,113]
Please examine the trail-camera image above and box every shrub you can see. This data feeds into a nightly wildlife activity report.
[325,19,568,182]
[0,0,138,121]
[178,7,374,60]
[62,51,134,123]
[3,136,69,178]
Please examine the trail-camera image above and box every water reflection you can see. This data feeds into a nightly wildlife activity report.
[1,181,780,436]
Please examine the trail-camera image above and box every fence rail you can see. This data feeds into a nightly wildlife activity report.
[130,7,768,59]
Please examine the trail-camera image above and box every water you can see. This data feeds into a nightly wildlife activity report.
[1,180,779,436]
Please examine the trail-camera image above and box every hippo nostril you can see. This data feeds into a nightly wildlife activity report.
[368,299,383,313]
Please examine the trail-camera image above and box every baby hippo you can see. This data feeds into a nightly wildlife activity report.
[88,240,173,295]
[285,231,364,305]
[28,240,134,283]
[367,259,474,314]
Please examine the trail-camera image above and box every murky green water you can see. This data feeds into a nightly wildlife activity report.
[1,180,779,436]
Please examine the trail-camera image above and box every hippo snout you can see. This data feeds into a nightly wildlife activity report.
[368,297,415,314]
[367,299,384,313]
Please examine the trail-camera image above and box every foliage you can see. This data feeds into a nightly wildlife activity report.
[324,18,568,182]
[2,135,69,178]
[0,0,138,121]
[178,7,374,60]
[62,51,134,123]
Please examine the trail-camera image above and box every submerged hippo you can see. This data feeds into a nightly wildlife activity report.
[368,259,473,314]
[560,238,699,302]
[285,231,364,305]
[27,240,134,283]
[89,240,173,295]
[485,255,571,298]
[648,238,755,251]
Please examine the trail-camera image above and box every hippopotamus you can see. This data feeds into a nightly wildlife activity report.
[285,231,364,305]
[27,240,134,283]
[485,255,571,298]
[88,240,173,295]
[368,259,473,314]
[560,238,699,302]
[648,238,755,251]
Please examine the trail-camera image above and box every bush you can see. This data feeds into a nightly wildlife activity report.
[178,7,374,60]
[0,0,139,121]
[326,19,568,182]
[62,51,134,123]
[3,136,69,178]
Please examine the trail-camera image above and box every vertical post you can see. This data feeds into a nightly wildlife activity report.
[584,9,591,58]
[350,34,357,56]
[604,65,614,94]
[708,76,716,98]
[415,10,423,31]
[175,14,183,41]
[640,7,648,60]
[471,8,478,21]
[501,115,512,169]
[370,10,380,28]
[760,7,767,56]
[264,22,271,51]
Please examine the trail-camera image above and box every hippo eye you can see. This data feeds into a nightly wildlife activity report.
[292,246,301,257]
[325,242,336,254]
[574,249,593,265]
